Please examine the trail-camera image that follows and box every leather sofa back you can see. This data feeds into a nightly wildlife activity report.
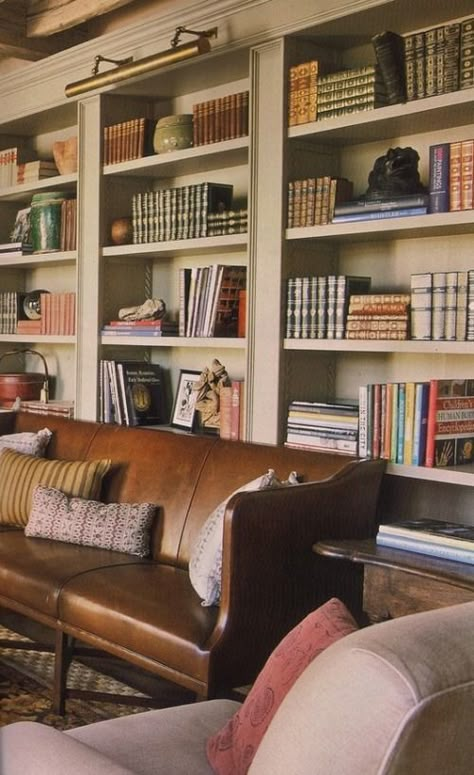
[8,412,359,566]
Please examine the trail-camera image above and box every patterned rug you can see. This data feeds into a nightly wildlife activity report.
[0,624,191,730]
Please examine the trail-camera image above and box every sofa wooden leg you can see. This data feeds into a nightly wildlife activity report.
[53,631,74,715]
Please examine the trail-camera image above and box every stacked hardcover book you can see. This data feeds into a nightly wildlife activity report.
[101,319,179,338]
[286,275,371,340]
[317,64,389,120]
[376,518,474,565]
[345,292,410,341]
[131,182,234,243]
[358,377,474,468]
[206,209,248,236]
[19,400,75,419]
[192,90,249,145]
[17,160,58,184]
[285,399,359,455]
[333,193,429,223]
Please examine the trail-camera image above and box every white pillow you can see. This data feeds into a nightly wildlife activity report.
[0,428,52,457]
[189,469,300,607]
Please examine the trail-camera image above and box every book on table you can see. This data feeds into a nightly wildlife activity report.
[376,518,474,565]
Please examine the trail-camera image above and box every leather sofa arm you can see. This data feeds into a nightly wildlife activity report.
[207,458,385,692]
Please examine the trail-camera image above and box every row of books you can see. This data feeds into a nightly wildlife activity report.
[0,292,27,335]
[179,264,246,338]
[286,275,372,340]
[219,380,245,441]
[358,377,474,468]
[285,399,359,455]
[131,182,234,243]
[0,145,38,188]
[404,16,473,101]
[19,292,77,336]
[411,269,474,342]
[376,518,474,565]
[192,90,249,146]
[287,177,353,228]
[429,140,474,214]
[103,117,154,166]
[99,359,166,426]
[59,198,77,252]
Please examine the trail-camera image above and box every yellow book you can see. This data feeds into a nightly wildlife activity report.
[403,382,416,464]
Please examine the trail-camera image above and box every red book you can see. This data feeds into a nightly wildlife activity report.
[425,378,474,467]
[230,380,244,441]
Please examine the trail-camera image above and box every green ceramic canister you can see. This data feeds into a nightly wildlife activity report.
[153,114,194,153]
[30,191,66,253]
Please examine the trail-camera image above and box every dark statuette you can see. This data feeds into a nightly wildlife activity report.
[365,146,427,200]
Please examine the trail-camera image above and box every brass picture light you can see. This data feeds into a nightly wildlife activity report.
[65,26,218,98]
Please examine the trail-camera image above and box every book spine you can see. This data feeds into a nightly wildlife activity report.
[332,206,427,222]
[460,17,474,90]
[219,385,233,440]
[358,384,368,458]
[375,533,474,564]
[230,380,243,440]
[412,381,430,466]
[449,141,462,212]
[403,382,416,464]
[444,271,458,341]
[461,138,474,211]
[431,271,447,341]
[455,270,468,341]
[371,30,406,104]
[410,272,432,341]
[425,379,439,467]
[335,194,428,215]
[428,143,450,213]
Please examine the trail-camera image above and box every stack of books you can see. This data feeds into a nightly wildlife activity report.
[285,399,359,455]
[332,193,428,223]
[101,319,179,338]
[286,275,371,340]
[131,182,234,243]
[317,64,389,120]
[207,209,248,236]
[0,240,33,259]
[192,90,249,145]
[428,140,473,213]
[219,380,245,441]
[345,292,410,341]
[19,400,75,418]
[376,518,474,565]
[287,177,353,227]
[179,264,246,338]
[358,377,474,468]
[103,117,155,165]
[17,160,58,184]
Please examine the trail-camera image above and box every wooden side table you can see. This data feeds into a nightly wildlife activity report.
[314,538,474,623]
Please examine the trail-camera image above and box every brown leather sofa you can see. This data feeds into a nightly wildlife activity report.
[0,411,385,712]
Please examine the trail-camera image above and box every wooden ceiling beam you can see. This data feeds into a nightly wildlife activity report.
[0,0,86,60]
[27,0,139,37]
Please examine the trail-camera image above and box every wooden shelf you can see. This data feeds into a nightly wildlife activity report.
[386,462,474,487]
[100,336,245,348]
[0,251,76,268]
[103,234,248,259]
[103,137,249,178]
[0,174,77,202]
[284,339,474,355]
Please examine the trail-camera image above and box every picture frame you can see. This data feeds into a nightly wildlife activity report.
[171,369,201,431]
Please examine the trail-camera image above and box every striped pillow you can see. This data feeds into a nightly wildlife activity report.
[0,448,111,527]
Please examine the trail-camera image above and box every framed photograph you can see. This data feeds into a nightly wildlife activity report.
[171,369,201,431]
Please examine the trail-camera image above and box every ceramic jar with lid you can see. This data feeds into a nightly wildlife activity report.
[30,191,67,253]
[153,114,194,154]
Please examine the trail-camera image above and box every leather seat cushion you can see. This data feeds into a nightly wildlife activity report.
[0,530,143,619]
[58,563,218,681]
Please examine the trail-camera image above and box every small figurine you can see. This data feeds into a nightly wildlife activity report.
[365,146,427,200]
[193,359,230,429]
[118,298,166,321]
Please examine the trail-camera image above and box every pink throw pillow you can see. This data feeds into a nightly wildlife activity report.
[207,597,358,775]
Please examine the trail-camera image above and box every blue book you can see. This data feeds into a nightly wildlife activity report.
[428,143,450,213]
[334,193,429,215]
[376,532,474,565]
[412,382,430,465]
[396,383,406,464]
[332,206,427,223]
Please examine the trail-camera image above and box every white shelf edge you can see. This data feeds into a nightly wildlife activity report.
[288,86,474,141]
[100,335,245,348]
[386,462,474,487]
[0,173,78,201]
[103,136,249,176]
[284,339,474,354]
[103,234,248,257]
[286,211,474,242]
[0,251,76,268]
[0,335,76,344]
